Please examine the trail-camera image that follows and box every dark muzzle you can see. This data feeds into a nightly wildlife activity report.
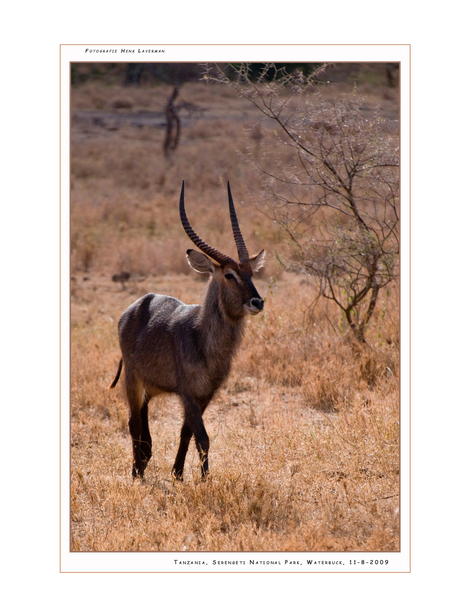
[250,297,264,312]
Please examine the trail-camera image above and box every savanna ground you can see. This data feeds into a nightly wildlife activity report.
[70,64,400,552]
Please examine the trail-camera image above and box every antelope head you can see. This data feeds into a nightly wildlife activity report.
[179,181,265,319]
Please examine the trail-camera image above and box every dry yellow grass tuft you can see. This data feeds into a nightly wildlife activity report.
[70,77,400,552]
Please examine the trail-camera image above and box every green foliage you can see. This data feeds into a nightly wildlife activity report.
[71,62,203,87]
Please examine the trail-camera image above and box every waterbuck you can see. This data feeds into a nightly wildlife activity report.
[109,181,265,480]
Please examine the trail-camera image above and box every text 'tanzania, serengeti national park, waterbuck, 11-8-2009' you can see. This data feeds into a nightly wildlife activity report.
[109,181,265,480]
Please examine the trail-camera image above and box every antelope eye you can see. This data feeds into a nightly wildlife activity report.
[225,273,235,281]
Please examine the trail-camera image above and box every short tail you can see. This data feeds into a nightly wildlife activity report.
[108,358,123,389]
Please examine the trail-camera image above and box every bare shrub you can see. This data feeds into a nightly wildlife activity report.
[207,63,399,343]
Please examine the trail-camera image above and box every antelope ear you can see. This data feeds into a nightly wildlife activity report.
[186,249,216,274]
[249,249,265,272]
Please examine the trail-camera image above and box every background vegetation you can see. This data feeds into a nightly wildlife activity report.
[70,62,400,551]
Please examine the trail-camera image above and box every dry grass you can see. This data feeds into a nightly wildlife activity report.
[70,76,400,552]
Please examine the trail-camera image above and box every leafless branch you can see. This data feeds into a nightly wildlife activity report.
[206,63,399,342]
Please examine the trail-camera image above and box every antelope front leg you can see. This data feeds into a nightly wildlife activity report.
[194,421,210,480]
[173,396,210,480]
[172,423,193,480]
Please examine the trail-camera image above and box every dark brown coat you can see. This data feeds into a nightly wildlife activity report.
[110,182,265,479]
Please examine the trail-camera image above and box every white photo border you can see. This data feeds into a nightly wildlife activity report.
[61,43,410,573]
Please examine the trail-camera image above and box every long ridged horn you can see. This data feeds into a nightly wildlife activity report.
[179,181,234,266]
[227,182,249,263]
